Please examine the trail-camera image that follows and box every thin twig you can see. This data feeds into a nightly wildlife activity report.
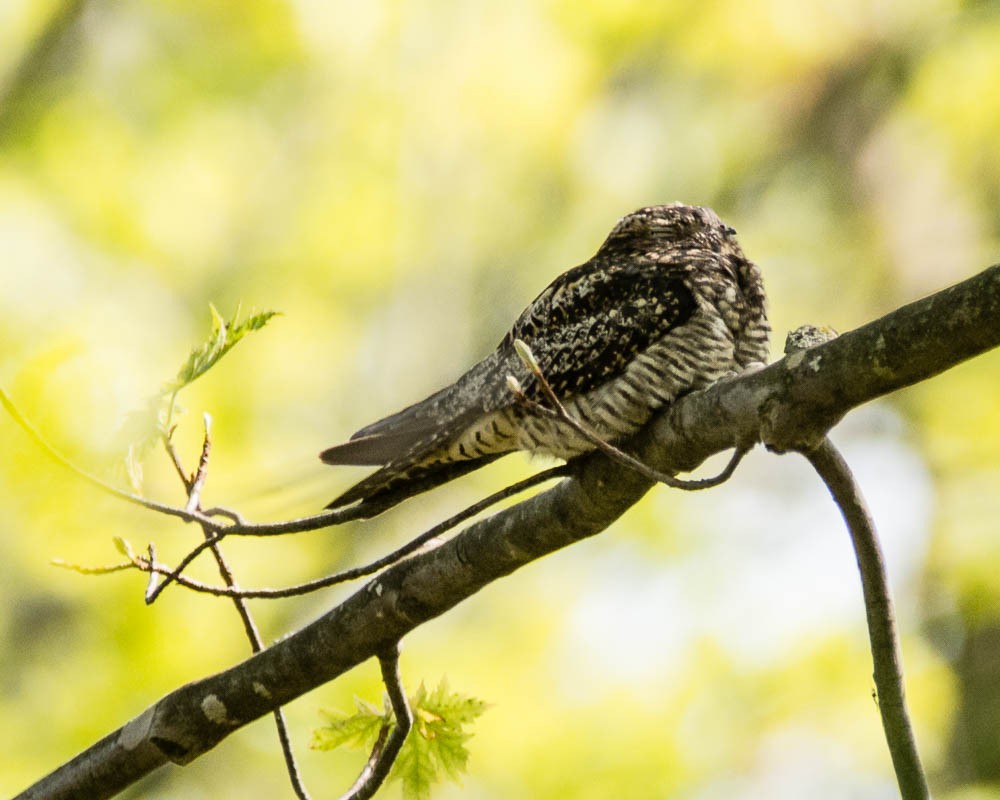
[164,423,312,800]
[338,644,412,800]
[510,339,747,490]
[221,505,372,536]
[203,537,312,800]
[163,432,192,492]
[143,531,224,602]
[0,386,395,537]
[273,706,311,800]
[803,438,929,800]
[0,387,228,529]
[143,465,571,600]
[184,413,213,513]
[144,543,160,603]
[201,506,246,525]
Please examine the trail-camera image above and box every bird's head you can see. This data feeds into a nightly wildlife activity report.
[598,203,765,318]
[600,203,740,253]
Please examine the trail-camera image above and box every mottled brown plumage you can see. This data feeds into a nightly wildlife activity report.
[322,204,769,509]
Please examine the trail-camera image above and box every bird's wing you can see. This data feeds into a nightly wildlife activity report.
[322,260,699,511]
[508,260,697,400]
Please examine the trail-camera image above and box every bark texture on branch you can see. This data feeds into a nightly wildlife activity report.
[16,264,1000,800]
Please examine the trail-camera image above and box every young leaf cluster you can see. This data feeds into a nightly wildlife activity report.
[120,304,278,487]
[162,304,278,398]
[312,679,489,800]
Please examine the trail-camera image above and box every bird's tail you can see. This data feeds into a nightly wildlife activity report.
[322,449,505,512]
[322,351,521,512]
[320,386,508,511]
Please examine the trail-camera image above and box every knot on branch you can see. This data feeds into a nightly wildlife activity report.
[758,392,842,454]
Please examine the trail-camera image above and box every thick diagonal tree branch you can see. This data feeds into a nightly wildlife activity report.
[15,264,1000,800]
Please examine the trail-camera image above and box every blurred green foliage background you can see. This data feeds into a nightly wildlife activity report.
[2,1,1000,798]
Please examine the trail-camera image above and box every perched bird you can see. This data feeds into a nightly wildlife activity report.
[322,203,769,510]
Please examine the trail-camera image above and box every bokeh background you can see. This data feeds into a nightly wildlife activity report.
[2,1,1000,798]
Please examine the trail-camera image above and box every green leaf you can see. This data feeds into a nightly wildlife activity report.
[424,676,490,728]
[392,721,437,800]
[411,678,489,783]
[50,558,132,575]
[312,700,386,751]
[161,303,228,395]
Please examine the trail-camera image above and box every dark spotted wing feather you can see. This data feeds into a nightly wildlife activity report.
[509,263,696,401]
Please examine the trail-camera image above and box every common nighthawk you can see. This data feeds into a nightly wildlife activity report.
[322,203,769,510]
